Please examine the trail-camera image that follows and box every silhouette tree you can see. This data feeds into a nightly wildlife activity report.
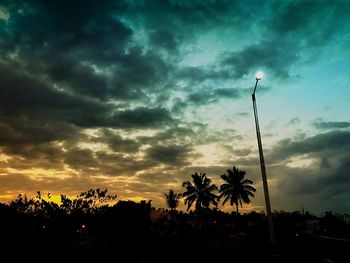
[164,189,181,211]
[60,188,117,214]
[9,188,117,215]
[10,192,59,216]
[219,166,256,214]
[182,172,219,211]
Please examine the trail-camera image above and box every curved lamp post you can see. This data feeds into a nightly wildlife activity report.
[252,71,276,250]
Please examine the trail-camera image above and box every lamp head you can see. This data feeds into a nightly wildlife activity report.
[255,71,264,80]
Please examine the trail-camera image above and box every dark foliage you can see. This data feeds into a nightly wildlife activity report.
[1,188,350,262]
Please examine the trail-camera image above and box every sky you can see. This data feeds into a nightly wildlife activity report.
[0,0,349,215]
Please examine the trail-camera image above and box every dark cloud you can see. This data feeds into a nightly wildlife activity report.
[228,130,350,213]
[138,127,195,145]
[95,151,156,176]
[187,87,241,105]
[96,129,140,153]
[64,147,99,171]
[177,67,232,83]
[145,144,192,165]
[0,61,173,161]
[272,158,350,212]
[235,112,249,117]
[0,63,107,113]
[0,117,78,150]
[214,88,240,98]
[269,0,350,47]
[0,1,177,175]
[170,98,188,115]
[265,131,350,210]
[288,117,301,126]
[220,144,253,160]
[3,0,131,63]
[0,62,115,131]
[0,0,173,103]
[233,148,252,157]
[220,41,299,79]
[127,0,243,53]
[216,1,350,80]
[138,125,238,149]
[1,143,65,170]
[110,107,174,129]
[149,28,180,51]
[313,121,350,130]
[188,92,216,105]
[0,0,349,213]
[268,131,350,162]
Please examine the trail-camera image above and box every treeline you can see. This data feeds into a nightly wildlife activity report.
[0,189,151,261]
[1,187,350,262]
[1,167,350,262]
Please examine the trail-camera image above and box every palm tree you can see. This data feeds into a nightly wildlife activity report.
[182,172,219,211]
[164,189,181,211]
[219,166,256,214]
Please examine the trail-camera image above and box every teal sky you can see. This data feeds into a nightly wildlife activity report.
[0,0,349,214]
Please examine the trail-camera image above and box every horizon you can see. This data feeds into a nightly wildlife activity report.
[2,187,342,218]
[0,1,349,215]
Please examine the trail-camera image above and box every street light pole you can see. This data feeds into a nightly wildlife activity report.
[252,72,276,250]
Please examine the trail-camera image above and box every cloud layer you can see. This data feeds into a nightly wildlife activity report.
[0,0,349,213]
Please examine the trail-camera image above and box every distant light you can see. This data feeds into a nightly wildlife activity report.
[81,224,86,229]
[255,71,264,80]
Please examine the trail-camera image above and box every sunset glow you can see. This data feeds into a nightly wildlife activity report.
[0,1,349,214]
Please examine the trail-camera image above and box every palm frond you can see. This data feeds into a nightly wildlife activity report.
[219,166,256,213]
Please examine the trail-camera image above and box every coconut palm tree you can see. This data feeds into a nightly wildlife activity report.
[182,172,219,211]
[164,189,181,211]
[219,166,256,214]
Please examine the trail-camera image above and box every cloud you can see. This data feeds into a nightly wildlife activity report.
[96,129,141,153]
[177,67,232,83]
[149,28,180,51]
[187,87,241,105]
[313,121,350,130]
[64,147,99,171]
[219,41,299,79]
[229,130,350,213]
[138,126,195,145]
[269,0,350,48]
[0,0,174,104]
[0,0,349,213]
[1,143,66,170]
[0,62,114,126]
[0,173,120,198]
[266,131,350,211]
[288,117,301,126]
[94,151,156,176]
[145,144,192,165]
[268,130,350,162]
[3,1,132,63]
[110,107,174,129]
[216,1,350,80]
[125,0,243,52]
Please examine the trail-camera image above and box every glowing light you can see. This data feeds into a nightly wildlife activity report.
[255,71,264,80]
